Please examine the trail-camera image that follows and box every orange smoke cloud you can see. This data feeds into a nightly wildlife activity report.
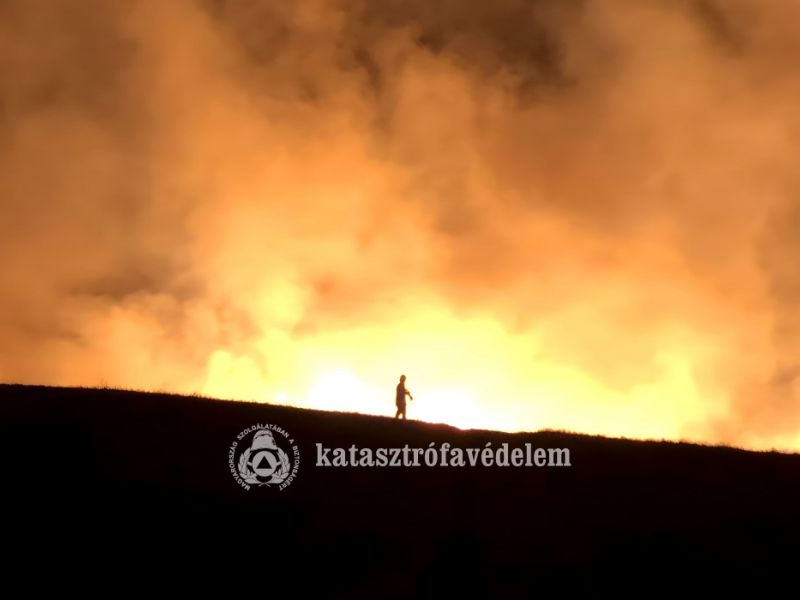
[2,0,800,450]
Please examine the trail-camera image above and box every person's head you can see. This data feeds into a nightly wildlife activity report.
[399,374,406,383]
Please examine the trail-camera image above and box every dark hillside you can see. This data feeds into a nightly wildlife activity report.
[2,383,798,596]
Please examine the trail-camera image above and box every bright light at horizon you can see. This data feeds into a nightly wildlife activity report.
[307,367,384,414]
[196,300,739,445]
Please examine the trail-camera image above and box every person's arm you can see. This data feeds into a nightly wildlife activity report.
[407,389,413,400]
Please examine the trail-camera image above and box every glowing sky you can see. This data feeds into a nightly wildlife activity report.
[2,0,800,450]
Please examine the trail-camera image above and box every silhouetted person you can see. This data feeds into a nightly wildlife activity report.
[395,374,413,420]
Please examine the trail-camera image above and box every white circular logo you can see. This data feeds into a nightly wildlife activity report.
[228,424,300,491]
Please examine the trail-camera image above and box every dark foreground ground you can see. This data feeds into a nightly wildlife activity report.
[2,383,799,596]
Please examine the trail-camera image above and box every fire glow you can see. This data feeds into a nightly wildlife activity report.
[2,0,800,451]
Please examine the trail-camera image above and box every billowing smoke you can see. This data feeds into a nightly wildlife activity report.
[2,0,800,450]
